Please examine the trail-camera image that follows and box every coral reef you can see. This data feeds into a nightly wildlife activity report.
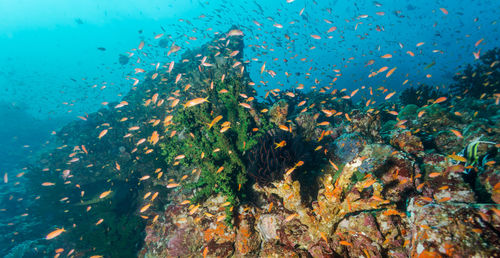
[11,26,499,257]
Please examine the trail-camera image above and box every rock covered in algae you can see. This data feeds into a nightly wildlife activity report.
[407,201,500,257]
[390,129,424,155]
[269,99,289,126]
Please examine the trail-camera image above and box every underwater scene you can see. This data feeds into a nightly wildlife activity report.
[0,0,499,257]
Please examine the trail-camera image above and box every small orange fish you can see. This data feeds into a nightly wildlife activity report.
[239,102,252,109]
[284,213,298,222]
[167,183,180,188]
[46,228,66,240]
[380,54,392,59]
[385,92,396,100]
[184,98,209,108]
[439,8,448,15]
[140,204,151,213]
[428,172,441,178]
[99,190,112,199]
[329,160,339,171]
[437,197,451,203]
[279,124,290,132]
[418,197,432,203]
[171,98,180,108]
[475,38,484,47]
[433,97,447,104]
[448,154,467,162]
[98,129,108,139]
[450,129,463,138]
[208,115,223,129]
[386,67,397,78]
[339,240,353,247]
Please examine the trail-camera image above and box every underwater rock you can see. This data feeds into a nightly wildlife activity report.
[294,112,323,142]
[479,167,500,204]
[256,214,279,242]
[390,129,424,155]
[334,212,385,257]
[234,209,261,256]
[331,133,366,164]
[269,99,289,126]
[419,154,476,203]
[259,242,302,257]
[346,109,382,142]
[357,144,417,202]
[407,200,500,257]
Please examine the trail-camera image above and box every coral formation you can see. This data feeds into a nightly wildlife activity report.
[12,27,499,257]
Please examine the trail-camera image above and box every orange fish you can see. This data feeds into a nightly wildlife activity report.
[329,160,339,171]
[385,92,396,100]
[450,129,463,138]
[149,131,159,145]
[475,38,484,47]
[339,240,353,247]
[437,197,451,203]
[448,154,467,162]
[239,102,252,109]
[167,183,180,189]
[99,190,112,199]
[98,129,108,139]
[46,228,66,240]
[433,97,447,104]
[184,98,209,108]
[386,67,397,78]
[140,204,151,213]
[279,124,290,132]
[439,8,448,15]
[428,172,441,178]
[381,54,392,59]
[284,213,298,222]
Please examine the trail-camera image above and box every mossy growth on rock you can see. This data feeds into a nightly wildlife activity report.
[160,77,265,226]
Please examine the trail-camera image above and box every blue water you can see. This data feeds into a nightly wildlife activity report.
[0,0,499,256]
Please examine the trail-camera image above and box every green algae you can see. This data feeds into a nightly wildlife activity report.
[160,78,263,226]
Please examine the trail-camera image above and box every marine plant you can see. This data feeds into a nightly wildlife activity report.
[160,77,263,226]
